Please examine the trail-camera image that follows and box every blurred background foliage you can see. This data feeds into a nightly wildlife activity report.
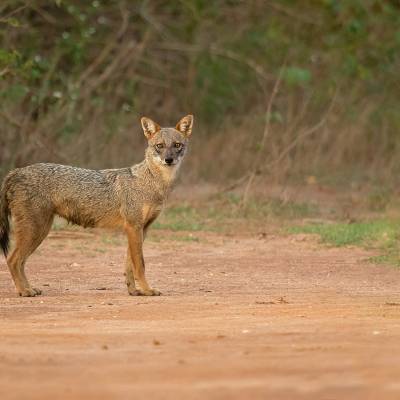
[1,0,400,189]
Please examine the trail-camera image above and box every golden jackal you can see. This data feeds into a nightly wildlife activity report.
[0,115,193,297]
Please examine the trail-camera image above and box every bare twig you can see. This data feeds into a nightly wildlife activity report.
[152,42,273,85]
[0,67,10,77]
[30,6,58,25]
[0,3,28,22]
[267,2,322,26]
[80,29,151,97]
[139,0,173,40]
[209,45,273,83]
[33,137,70,162]
[84,40,137,93]
[76,2,130,86]
[269,88,339,169]
[0,110,22,128]
[130,74,171,88]
[240,61,286,206]
[217,89,339,196]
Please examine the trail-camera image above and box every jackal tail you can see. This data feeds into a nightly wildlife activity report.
[0,177,10,257]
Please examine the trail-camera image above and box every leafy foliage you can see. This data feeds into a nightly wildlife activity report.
[0,0,399,182]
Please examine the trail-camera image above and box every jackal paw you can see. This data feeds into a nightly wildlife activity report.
[146,288,161,296]
[129,288,161,296]
[19,287,42,297]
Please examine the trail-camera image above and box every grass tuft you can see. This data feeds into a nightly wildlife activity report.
[153,197,320,234]
[153,205,204,231]
[289,219,400,266]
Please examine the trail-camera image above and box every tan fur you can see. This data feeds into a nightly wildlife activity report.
[0,115,193,297]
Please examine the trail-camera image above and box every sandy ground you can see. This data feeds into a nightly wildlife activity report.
[1,228,400,400]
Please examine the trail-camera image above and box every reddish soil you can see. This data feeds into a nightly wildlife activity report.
[1,229,400,400]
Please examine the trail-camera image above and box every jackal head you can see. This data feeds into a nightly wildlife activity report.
[141,115,193,168]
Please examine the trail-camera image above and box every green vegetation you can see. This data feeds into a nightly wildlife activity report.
[147,230,201,243]
[153,205,204,232]
[152,196,319,233]
[1,1,400,185]
[289,219,400,266]
[220,194,319,220]
[150,201,400,267]
[101,235,123,246]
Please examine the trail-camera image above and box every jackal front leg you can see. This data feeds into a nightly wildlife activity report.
[125,224,160,296]
[125,248,137,295]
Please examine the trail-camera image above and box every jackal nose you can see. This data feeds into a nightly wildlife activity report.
[165,158,174,165]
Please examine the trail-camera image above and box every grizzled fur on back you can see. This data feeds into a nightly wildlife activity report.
[4,164,133,230]
[0,115,193,297]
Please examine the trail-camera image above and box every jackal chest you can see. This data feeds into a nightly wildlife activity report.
[141,204,161,225]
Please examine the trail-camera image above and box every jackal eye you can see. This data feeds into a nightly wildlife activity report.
[174,142,182,149]
[155,143,164,150]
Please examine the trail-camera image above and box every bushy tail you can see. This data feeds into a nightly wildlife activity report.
[0,177,10,257]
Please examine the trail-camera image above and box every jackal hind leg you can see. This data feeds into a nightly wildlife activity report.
[125,224,160,296]
[7,206,53,297]
[125,248,138,295]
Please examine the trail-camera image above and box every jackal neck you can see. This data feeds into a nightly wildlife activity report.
[143,150,180,191]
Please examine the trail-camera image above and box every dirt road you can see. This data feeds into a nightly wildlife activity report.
[1,229,400,399]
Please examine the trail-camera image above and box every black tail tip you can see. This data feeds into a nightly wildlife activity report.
[0,230,9,257]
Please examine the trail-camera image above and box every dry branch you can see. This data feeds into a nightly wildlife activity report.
[76,3,130,87]
[240,61,286,206]
[218,89,339,197]
[152,42,273,86]
[0,110,22,128]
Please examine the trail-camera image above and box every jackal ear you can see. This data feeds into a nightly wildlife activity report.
[176,114,194,137]
[141,117,160,139]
